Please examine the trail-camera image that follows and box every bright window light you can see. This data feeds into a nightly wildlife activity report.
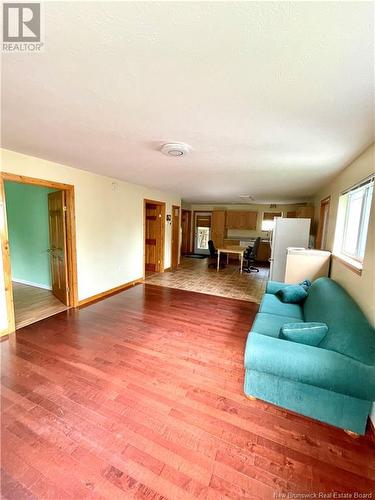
[261,212,282,231]
[334,177,374,266]
[261,220,275,231]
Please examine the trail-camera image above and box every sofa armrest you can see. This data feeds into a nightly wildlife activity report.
[245,332,375,401]
[266,281,291,294]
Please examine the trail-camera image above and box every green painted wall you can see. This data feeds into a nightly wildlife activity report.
[5,181,56,288]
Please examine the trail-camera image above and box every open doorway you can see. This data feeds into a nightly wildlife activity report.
[193,211,212,255]
[144,199,166,276]
[0,173,78,333]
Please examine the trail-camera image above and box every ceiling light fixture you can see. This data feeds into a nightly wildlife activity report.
[160,142,191,157]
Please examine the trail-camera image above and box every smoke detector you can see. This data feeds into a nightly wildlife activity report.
[160,142,191,157]
[239,194,254,202]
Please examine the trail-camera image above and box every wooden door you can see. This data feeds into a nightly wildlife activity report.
[48,191,69,305]
[211,210,226,248]
[145,202,164,273]
[316,197,330,250]
[171,206,180,269]
[181,210,191,254]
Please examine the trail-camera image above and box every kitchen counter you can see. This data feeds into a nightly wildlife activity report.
[223,238,271,262]
[224,237,270,243]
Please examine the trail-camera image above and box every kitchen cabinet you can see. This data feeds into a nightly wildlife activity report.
[256,241,271,262]
[287,206,314,219]
[211,210,226,248]
[296,206,315,220]
[226,211,257,230]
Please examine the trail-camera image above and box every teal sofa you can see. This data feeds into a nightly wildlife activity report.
[244,277,375,434]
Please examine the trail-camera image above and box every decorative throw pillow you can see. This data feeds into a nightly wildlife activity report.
[276,285,308,304]
[279,322,328,346]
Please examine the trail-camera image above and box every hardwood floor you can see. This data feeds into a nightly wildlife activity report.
[1,284,374,499]
[12,282,68,330]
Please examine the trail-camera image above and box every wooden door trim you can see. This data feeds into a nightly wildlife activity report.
[316,196,331,250]
[143,199,166,276]
[171,205,180,269]
[193,210,213,231]
[0,179,15,335]
[1,172,74,190]
[0,172,79,335]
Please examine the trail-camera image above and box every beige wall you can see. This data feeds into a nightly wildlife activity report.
[0,149,180,314]
[314,144,375,326]
[185,202,314,239]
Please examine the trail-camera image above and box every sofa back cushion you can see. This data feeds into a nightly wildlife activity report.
[303,277,375,364]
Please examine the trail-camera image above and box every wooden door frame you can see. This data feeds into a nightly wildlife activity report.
[316,196,331,250]
[171,205,181,269]
[181,209,192,254]
[193,210,212,253]
[0,172,79,335]
[143,199,166,275]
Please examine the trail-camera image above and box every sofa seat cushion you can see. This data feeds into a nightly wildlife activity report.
[252,313,304,338]
[245,332,375,401]
[259,293,304,320]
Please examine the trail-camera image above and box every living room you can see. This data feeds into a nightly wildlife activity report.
[1,2,374,499]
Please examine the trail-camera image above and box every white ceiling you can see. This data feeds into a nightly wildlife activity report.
[2,1,374,204]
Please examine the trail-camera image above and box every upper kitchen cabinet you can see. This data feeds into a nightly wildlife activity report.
[226,211,257,230]
[287,206,314,220]
[296,206,315,220]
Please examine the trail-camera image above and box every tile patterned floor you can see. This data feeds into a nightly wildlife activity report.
[146,256,269,303]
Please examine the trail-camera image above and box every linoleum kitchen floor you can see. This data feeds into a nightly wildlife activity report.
[146,257,269,303]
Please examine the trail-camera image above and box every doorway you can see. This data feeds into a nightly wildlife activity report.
[0,173,78,334]
[171,205,180,270]
[316,197,331,250]
[193,212,212,255]
[144,199,166,275]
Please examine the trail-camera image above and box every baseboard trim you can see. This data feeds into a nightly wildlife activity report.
[0,330,10,339]
[13,278,52,290]
[164,267,171,272]
[78,278,143,307]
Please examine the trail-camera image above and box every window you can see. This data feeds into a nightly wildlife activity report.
[334,176,374,267]
[261,212,282,231]
[197,227,210,249]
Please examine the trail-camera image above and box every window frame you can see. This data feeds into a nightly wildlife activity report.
[333,175,374,269]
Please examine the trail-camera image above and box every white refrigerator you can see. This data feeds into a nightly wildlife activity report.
[269,218,311,282]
